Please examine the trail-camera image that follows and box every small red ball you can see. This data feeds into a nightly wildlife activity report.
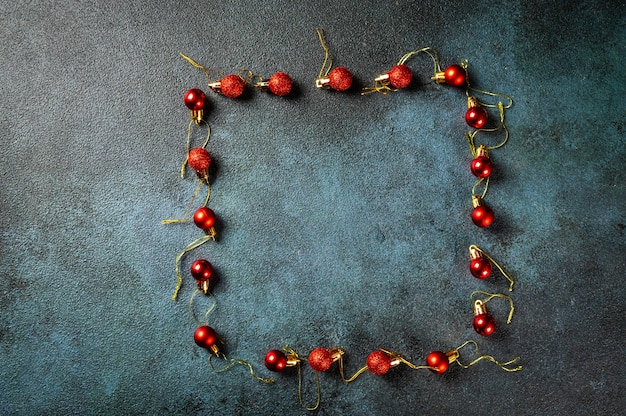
[473,313,496,336]
[220,74,245,98]
[471,205,495,228]
[187,147,211,173]
[308,348,333,372]
[366,351,392,376]
[466,106,489,129]
[444,64,466,87]
[190,259,213,282]
[265,349,288,372]
[193,207,216,231]
[268,72,293,96]
[184,88,206,111]
[194,325,217,349]
[388,64,413,89]
[470,155,493,178]
[470,257,492,279]
[426,351,449,374]
[328,67,353,91]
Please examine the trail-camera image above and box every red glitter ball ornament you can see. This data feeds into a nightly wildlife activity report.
[470,256,492,279]
[444,64,466,87]
[184,88,206,111]
[190,259,213,282]
[473,313,496,336]
[268,72,293,96]
[471,155,493,178]
[187,147,211,174]
[193,207,216,231]
[265,349,288,372]
[366,351,392,375]
[328,67,353,91]
[466,106,489,129]
[426,351,449,374]
[308,348,333,372]
[471,205,495,228]
[194,325,217,349]
[220,74,245,98]
[388,64,413,89]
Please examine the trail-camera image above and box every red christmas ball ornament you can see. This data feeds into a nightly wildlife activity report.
[184,88,206,111]
[190,259,213,282]
[366,351,392,376]
[308,348,334,372]
[388,64,413,89]
[471,155,493,178]
[473,313,497,336]
[265,349,288,372]
[426,351,450,374]
[328,67,353,91]
[444,64,466,87]
[470,256,492,279]
[194,325,217,349]
[187,147,211,174]
[193,207,216,231]
[466,97,489,129]
[220,74,245,98]
[471,205,495,228]
[268,72,293,96]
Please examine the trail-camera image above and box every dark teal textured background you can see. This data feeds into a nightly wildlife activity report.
[1,1,625,415]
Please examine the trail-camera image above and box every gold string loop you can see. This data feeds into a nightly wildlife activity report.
[454,340,523,372]
[208,354,275,383]
[468,244,515,291]
[189,289,217,325]
[315,28,333,79]
[470,290,515,324]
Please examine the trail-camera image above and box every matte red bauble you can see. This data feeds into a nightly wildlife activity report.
[194,325,217,349]
[466,106,488,129]
[470,155,493,178]
[366,351,392,375]
[184,88,206,111]
[444,64,466,87]
[328,67,353,91]
[471,205,495,228]
[473,313,496,336]
[308,348,333,372]
[388,64,413,89]
[190,259,213,281]
[426,351,449,374]
[265,349,288,372]
[268,72,293,96]
[187,147,211,173]
[221,74,245,98]
[193,207,216,231]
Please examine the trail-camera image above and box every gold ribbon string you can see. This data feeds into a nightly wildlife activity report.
[466,101,509,155]
[316,28,333,79]
[471,176,490,200]
[469,244,515,291]
[189,289,217,325]
[208,355,275,383]
[397,47,442,75]
[454,340,522,372]
[470,290,515,324]
[179,53,224,84]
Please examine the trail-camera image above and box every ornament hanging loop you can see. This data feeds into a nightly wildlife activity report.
[209,355,275,384]
[470,290,515,324]
[469,244,515,291]
[454,340,523,372]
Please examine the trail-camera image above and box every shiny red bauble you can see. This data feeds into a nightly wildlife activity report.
[265,349,288,372]
[426,351,449,374]
[388,64,413,89]
[470,155,493,178]
[366,351,392,375]
[466,106,489,129]
[328,67,353,91]
[220,74,245,98]
[268,72,293,96]
[473,313,496,336]
[193,207,216,231]
[187,147,211,173]
[471,205,495,228]
[194,325,217,349]
[184,88,206,111]
[470,256,492,279]
[308,348,333,372]
[444,64,466,87]
[190,259,213,281]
